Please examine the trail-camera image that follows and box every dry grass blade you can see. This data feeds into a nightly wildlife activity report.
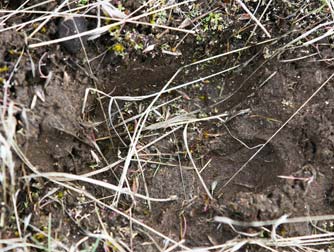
[28,0,196,49]
[246,0,274,43]
[283,21,334,48]
[24,172,178,202]
[236,0,271,38]
[0,0,29,25]
[214,214,334,227]
[44,174,192,251]
[113,64,186,206]
[0,102,17,217]
[183,124,213,199]
[97,44,260,206]
[10,140,191,250]
[28,0,68,38]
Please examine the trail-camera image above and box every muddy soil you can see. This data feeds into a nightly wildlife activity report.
[1,1,334,251]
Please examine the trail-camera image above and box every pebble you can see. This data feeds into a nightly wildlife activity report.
[58,16,87,54]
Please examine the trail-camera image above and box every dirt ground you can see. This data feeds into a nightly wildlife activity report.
[1,1,334,251]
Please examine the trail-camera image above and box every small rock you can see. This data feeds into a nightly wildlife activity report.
[57,16,87,54]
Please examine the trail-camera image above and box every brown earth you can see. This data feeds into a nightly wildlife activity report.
[1,1,334,251]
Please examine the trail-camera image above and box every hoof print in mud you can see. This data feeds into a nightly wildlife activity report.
[57,16,87,54]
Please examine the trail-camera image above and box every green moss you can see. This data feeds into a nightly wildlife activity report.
[78,0,89,6]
